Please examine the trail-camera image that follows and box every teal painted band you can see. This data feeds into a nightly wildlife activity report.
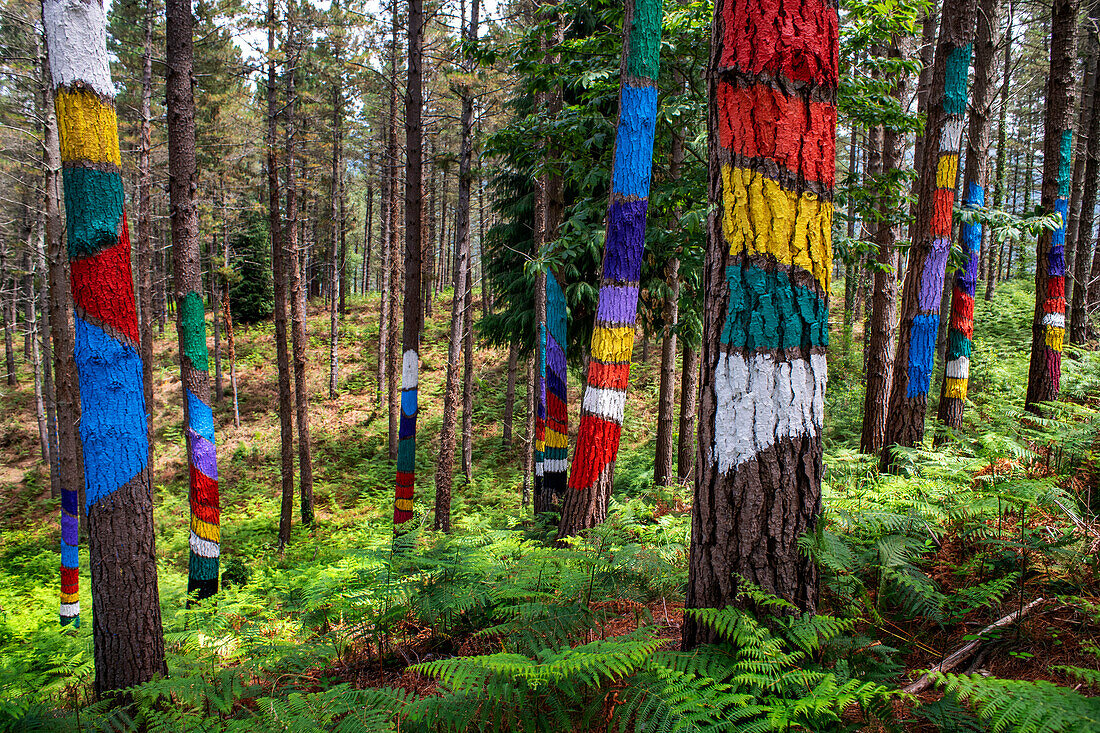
[626,0,663,80]
[179,292,209,372]
[721,264,829,352]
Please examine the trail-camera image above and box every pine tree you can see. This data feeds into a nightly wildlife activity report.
[42,0,166,692]
[683,0,837,647]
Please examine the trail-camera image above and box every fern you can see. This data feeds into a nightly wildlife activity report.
[934,672,1100,733]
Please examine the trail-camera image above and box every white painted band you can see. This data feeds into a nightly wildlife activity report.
[940,118,965,151]
[42,0,115,99]
[534,463,545,476]
[544,458,568,473]
[189,533,221,558]
[402,350,418,390]
[1042,313,1066,328]
[60,602,80,616]
[582,386,627,423]
[712,352,826,473]
[945,357,969,379]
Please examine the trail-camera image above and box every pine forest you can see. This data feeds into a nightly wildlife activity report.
[7,0,1100,729]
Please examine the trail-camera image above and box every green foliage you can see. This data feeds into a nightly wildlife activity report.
[229,209,274,324]
[933,673,1100,733]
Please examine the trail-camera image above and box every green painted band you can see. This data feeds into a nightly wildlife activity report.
[180,291,209,372]
[626,0,663,80]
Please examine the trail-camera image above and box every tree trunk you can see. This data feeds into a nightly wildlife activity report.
[682,0,837,649]
[424,145,436,318]
[910,5,940,226]
[1065,20,1098,312]
[986,0,1013,301]
[1,234,14,385]
[329,69,342,399]
[138,0,155,444]
[532,268,548,511]
[523,353,535,507]
[462,252,474,484]
[222,228,239,428]
[377,110,391,406]
[1026,0,1080,411]
[559,0,663,540]
[387,0,402,461]
[654,126,684,487]
[881,1,978,467]
[676,342,698,482]
[43,0,166,689]
[395,0,424,525]
[269,0,295,551]
[543,272,568,500]
[1071,10,1100,343]
[167,0,221,600]
[502,342,518,448]
[937,0,1000,430]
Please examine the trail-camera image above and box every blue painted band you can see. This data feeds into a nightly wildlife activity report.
[611,85,659,199]
[186,389,215,443]
[61,543,79,568]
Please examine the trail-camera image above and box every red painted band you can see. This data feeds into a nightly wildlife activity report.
[720,0,839,86]
[568,414,622,490]
[932,189,954,238]
[69,214,139,344]
[587,359,631,391]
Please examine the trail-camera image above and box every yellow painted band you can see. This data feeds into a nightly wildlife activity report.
[936,153,959,189]
[55,88,121,166]
[535,437,545,452]
[1046,325,1065,351]
[394,498,414,512]
[191,516,220,542]
[943,377,968,400]
[591,326,635,363]
[60,592,79,603]
[545,430,568,449]
[720,165,832,293]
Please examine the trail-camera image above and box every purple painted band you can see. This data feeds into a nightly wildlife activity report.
[188,429,218,480]
[547,336,567,375]
[919,237,951,312]
[62,513,78,545]
[603,200,648,282]
[596,285,640,324]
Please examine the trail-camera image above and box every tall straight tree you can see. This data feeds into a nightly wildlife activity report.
[860,33,910,454]
[394,0,424,524]
[558,0,663,539]
[986,0,1014,301]
[166,0,220,600]
[1026,0,1080,409]
[543,273,568,497]
[881,0,977,466]
[433,0,477,531]
[654,124,683,486]
[137,0,154,450]
[268,0,295,550]
[683,0,837,648]
[1072,14,1100,343]
[328,0,345,399]
[938,0,999,429]
[42,0,166,691]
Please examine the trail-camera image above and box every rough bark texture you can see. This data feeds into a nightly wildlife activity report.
[881,0,978,467]
[532,269,548,512]
[138,0,154,446]
[329,57,343,399]
[987,0,1013,301]
[676,342,699,482]
[268,0,295,550]
[1065,21,1098,312]
[683,0,837,650]
[394,0,424,525]
[377,109,391,406]
[1071,10,1100,342]
[43,0,165,688]
[285,24,314,525]
[559,0,663,540]
[462,255,474,484]
[860,35,910,453]
[937,0,999,430]
[386,0,402,461]
[167,0,220,600]
[1025,0,1079,411]
[654,128,684,487]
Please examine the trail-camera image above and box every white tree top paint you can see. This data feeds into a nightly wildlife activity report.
[42,0,115,99]
[712,352,826,474]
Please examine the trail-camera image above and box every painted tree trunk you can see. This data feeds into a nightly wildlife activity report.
[43,0,166,690]
[532,270,548,512]
[881,1,977,467]
[860,35,909,454]
[1071,10,1100,343]
[938,0,999,430]
[543,273,568,500]
[394,0,424,525]
[268,0,295,551]
[1026,0,1079,410]
[167,0,220,600]
[682,0,837,649]
[558,0,663,539]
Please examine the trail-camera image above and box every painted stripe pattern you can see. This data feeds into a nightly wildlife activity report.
[568,0,663,494]
[394,350,417,523]
[181,292,220,599]
[943,182,982,400]
[544,274,568,494]
[534,320,546,491]
[44,0,148,626]
[1042,130,1072,382]
[711,0,836,474]
[907,44,972,399]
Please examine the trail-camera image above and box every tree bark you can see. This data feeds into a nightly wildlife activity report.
[654,126,684,487]
[559,0,663,540]
[1071,10,1100,343]
[43,0,166,689]
[386,0,403,461]
[269,0,295,550]
[683,0,836,648]
[986,0,1013,301]
[881,1,978,467]
[138,0,155,444]
[676,342,699,482]
[377,106,391,406]
[502,341,518,448]
[937,0,1000,430]
[462,252,474,484]
[1025,0,1080,411]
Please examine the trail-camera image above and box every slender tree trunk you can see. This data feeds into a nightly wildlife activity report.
[682,0,838,649]
[1,235,14,385]
[543,272,569,499]
[138,0,154,447]
[1026,0,1080,411]
[462,252,474,484]
[1071,10,1100,342]
[394,0,424,525]
[503,342,518,448]
[1065,18,1099,311]
[881,1,978,467]
[167,0,221,600]
[329,52,343,400]
[938,0,1000,430]
[987,0,1013,301]
[387,0,402,461]
[364,178,373,293]
[861,34,911,453]
[212,232,223,403]
[559,0,664,539]
[654,127,684,486]
[222,227,239,428]
[424,145,436,318]
[523,353,535,506]
[27,214,49,470]
[377,111,391,406]
[269,0,295,550]
[43,0,166,690]
[532,268,548,511]
[676,342,698,482]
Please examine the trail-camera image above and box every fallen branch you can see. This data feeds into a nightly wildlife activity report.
[902,597,1046,695]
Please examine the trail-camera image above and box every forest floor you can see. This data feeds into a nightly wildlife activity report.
[2,282,1100,730]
